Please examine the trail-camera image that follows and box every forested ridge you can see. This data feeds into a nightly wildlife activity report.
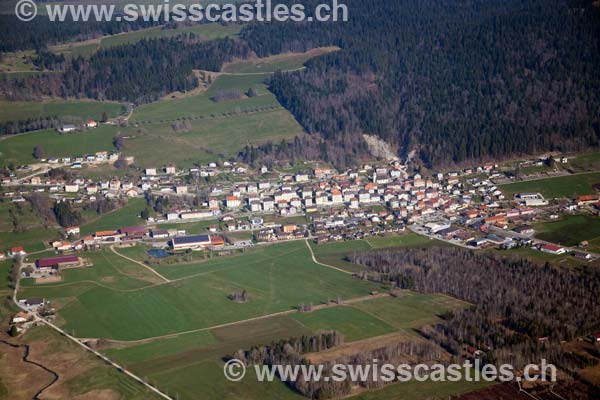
[2,36,250,104]
[0,15,160,52]
[2,1,600,166]
[242,0,600,167]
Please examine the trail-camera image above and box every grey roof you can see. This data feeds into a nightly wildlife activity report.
[172,235,210,245]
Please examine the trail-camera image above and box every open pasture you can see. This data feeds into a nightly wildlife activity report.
[0,100,124,124]
[19,241,381,340]
[499,172,600,199]
[222,47,339,74]
[51,23,241,58]
[0,124,119,166]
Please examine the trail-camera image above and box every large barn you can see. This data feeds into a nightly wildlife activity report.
[169,235,212,250]
[35,255,79,270]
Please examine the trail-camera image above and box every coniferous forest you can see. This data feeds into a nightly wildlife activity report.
[2,0,600,166]
[242,0,600,167]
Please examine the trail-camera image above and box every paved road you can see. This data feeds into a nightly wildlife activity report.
[11,265,175,400]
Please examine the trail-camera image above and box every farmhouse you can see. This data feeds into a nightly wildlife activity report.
[540,244,566,255]
[86,119,98,128]
[577,195,600,206]
[94,230,121,242]
[12,312,29,324]
[119,226,146,239]
[23,298,45,310]
[36,255,80,270]
[9,246,26,257]
[65,226,80,236]
[513,225,534,235]
[170,234,212,250]
[59,124,77,133]
[151,229,170,239]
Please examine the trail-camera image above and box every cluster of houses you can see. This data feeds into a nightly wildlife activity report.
[58,119,99,133]
[4,153,599,263]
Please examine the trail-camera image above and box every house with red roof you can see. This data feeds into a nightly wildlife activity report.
[540,244,566,255]
[8,246,26,257]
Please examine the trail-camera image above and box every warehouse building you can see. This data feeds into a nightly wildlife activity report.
[169,235,212,250]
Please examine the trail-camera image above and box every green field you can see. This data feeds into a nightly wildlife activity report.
[349,377,490,400]
[0,125,119,166]
[17,236,480,400]
[99,289,471,400]
[291,305,396,341]
[130,74,274,123]
[101,292,470,400]
[52,23,241,58]
[352,293,468,334]
[116,73,304,167]
[20,241,381,340]
[560,152,600,172]
[366,233,438,249]
[80,198,146,235]
[0,100,124,124]
[0,50,37,73]
[309,233,438,273]
[222,47,338,74]
[499,172,600,199]
[17,327,162,399]
[534,214,600,247]
[0,200,61,253]
[121,109,303,167]
[310,240,373,273]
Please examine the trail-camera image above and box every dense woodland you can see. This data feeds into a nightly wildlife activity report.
[3,36,250,104]
[350,247,600,374]
[241,0,600,167]
[2,0,600,165]
[0,15,160,52]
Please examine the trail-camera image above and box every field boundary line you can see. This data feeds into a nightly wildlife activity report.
[110,246,171,283]
[20,279,157,293]
[86,294,388,345]
[305,239,353,275]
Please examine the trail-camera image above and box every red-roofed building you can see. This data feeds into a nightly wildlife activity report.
[119,226,146,239]
[210,235,225,247]
[577,195,600,206]
[540,244,566,255]
[36,255,79,270]
[9,246,26,257]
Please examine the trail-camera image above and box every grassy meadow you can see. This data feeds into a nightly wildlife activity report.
[129,74,274,123]
[0,100,124,124]
[19,241,382,340]
[534,214,600,247]
[80,198,146,235]
[51,23,242,58]
[0,125,118,166]
[499,171,600,199]
[17,234,479,400]
[222,47,339,74]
